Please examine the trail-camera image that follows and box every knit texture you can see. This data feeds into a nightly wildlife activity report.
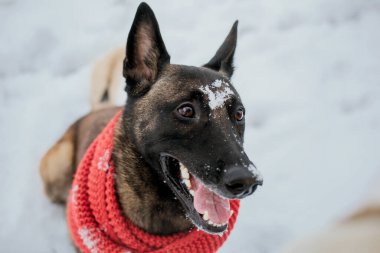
[67,110,240,253]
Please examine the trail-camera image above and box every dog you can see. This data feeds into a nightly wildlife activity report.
[40,2,263,251]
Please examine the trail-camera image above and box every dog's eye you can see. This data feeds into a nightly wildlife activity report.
[235,108,244,121]
[178,104,195,118]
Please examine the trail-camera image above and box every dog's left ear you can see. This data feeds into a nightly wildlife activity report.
[203,21,238,78]
[123,2,170,97]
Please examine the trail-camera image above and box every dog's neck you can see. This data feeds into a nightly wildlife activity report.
[112,118,193,235]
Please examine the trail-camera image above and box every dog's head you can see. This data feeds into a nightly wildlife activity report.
[122,2,263,234]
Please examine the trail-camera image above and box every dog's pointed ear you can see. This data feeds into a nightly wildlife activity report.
[203,21,238,78]
[123,2,170,97]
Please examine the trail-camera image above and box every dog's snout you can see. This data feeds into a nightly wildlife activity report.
[222,166,262,198]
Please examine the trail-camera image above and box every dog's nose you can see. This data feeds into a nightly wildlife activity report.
[222,166,262,198]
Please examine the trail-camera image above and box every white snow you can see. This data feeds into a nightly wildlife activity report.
[1,0,380,253]
[97,149,110,171]
[248,164,263,182]
[71,184,79,204]
[78,227,98,253]
[210,79,223,88]
[200,79,234,110]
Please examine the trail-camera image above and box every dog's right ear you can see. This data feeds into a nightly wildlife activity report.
[123,2,170,97]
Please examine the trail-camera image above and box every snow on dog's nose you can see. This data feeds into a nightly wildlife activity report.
[222,165,263,198]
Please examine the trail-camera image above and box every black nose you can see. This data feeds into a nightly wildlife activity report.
[223,166,262,198]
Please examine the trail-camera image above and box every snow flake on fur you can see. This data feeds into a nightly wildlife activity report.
[200,79,234,110]
[78,227,99,253]
[97,149,110,171]
[71,184,79,204]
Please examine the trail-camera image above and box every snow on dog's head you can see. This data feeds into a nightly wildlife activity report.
[200,79,235,111]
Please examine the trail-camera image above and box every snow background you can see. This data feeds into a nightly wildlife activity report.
[1,0,380,252]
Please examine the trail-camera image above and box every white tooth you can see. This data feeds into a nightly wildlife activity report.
[180,164,190,179]
[181,169,189,179]
[183,179,191,189]
[208,220,214,225]
[189,190,195,196]
[203,211,209,220]
[230,210,234,217]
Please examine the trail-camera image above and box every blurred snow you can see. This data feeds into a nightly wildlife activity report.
[1,0,380,252]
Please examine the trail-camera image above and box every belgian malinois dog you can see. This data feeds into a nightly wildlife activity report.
[40,2,263,239]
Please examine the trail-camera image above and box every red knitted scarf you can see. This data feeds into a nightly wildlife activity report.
[67,111,240,253]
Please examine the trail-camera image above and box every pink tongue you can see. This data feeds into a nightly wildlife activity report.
[192,177,230,225]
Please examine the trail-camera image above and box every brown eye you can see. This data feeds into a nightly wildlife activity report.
[235,108,244,121]
[178,104,194,118]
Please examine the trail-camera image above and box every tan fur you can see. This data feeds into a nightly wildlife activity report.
[113,118,192,234]
[90,47,125,111]
[40,124,76,203]
[90,50,194,233]
[40,101,191,234]
[40,107,121,204]
[282,184,380,253]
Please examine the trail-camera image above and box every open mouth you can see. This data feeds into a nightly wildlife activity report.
[159,154,232,235]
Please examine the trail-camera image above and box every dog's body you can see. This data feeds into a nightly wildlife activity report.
[90,47,125,111]
[40,2,262,247]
